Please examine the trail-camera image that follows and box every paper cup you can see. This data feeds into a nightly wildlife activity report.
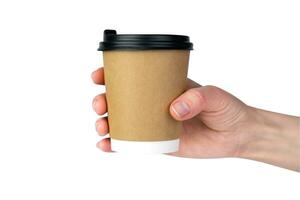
[98,30,193,153]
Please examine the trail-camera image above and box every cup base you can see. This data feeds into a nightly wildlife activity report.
[111,138,179,154]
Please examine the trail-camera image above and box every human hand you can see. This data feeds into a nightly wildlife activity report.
[92,67,300,171]
[91,66,250,158]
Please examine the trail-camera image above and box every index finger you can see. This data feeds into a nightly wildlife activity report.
[91,67,105,85]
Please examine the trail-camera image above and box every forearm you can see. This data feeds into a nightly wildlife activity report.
[239,107,300,171]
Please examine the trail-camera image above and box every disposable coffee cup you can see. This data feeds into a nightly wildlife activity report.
[98,29,193,153]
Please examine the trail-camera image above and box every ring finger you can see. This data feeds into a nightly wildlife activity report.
[95,117,109,136]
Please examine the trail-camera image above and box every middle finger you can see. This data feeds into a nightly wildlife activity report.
[92,93,107,115]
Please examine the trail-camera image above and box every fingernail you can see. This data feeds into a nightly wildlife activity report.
[96,141,101,149]
[91,70,96,78]
[96,122,105,135]
[172,101,190,117]
[93,99,98,110]
[95,122,99,132]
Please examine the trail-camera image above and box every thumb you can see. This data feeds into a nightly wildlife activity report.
[169,85,233,121]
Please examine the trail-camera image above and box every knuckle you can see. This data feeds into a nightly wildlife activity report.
[206,85,226,99]
[206,85,230,110]
[205,85,222,94]
[186,87,206,104]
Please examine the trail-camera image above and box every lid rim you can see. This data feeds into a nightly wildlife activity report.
[98,29,193,51]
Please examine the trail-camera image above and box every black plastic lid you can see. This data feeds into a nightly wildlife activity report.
[98,29,193,51]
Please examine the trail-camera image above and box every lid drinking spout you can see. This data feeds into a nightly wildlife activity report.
[104,29,117,40]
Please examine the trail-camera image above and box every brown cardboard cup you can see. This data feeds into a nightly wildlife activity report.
[98,30,193,153]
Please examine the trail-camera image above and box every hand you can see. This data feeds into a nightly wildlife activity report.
[91,66,249,157]
[92,67,300,171]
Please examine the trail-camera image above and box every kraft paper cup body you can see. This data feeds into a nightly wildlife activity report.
[103,50,190,153]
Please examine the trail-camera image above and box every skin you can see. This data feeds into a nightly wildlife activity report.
[92,67,300,172]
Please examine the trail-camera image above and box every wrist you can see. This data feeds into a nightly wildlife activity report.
[238,106,300,171]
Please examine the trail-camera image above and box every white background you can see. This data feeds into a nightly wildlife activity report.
[0,0,299,199]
